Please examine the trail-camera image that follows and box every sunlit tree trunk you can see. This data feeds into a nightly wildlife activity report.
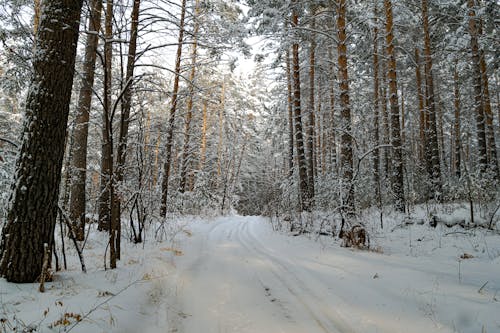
[160,0,187,217]
[0,0,83,283]
[384,0,405,212]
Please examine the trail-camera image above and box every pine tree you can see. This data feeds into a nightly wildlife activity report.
[0,0,84,283]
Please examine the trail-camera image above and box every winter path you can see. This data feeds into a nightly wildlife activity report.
[156,216,500,333]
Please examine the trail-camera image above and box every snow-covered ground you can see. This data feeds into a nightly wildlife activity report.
[1,212,499,332]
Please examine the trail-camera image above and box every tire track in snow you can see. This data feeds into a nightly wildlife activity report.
[235,218,357,333]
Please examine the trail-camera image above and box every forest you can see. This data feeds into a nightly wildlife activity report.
[0,0,498,332]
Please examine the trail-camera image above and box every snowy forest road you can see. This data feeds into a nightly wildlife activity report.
[158,216,495,333]
[166,217,356,333]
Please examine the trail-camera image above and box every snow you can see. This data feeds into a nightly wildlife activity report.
[0,212,499,332]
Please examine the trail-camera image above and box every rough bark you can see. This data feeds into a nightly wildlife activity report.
[453,60,461,178]
[0,0,83,283]
[467,0,488,174]
[480,51,499,178]
[422,0,442,198]
[337,0,355,216]
[291,2,311,212]
[180,0,200,193]
[307,5,316,202]
[69,0,102,241]
[373,2,381,205]
[385,0,405,212]
[286,48,294,178]
[415,48,426,162]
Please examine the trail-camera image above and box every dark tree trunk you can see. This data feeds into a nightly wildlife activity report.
[385,0,405,212]
[422,0,442,199]
[307,5,316,202]
[0,0,83,283]
[337,0,355,216]
[453,60,461,178]
[112,0,142,261]
[291,1,311,212]
[467,0,488,174]
[286,48,294,178]
[180,0,200,193]
[98,0,114,232]
[160,0,187,217]
[415,48,426,163]
[69,0,102,241]
[373,1,381,204]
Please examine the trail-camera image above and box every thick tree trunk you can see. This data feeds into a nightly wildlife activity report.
[337,0,355,216]
[160,0,187,217]
[69,0,102,241]
[384,0,405,212]
[0,0,83,283]
[291,2,311,212]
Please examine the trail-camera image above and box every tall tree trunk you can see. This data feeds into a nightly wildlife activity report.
[291,1,311,212]
[415,48,426,162]
[160,0,187,217]
[421,0,442,199]
[337,0,355,216]
[112,0,141,261]
[98,0,114,232]
[69,0,102,241]
[328,49,337,174]
[180,0,201,193]
[0,0,83,283]
[480,52,499,178]
[307,5,316,202]
[384,0,405,212]
[467,0,488,174]
[199,100,208,171]
[453,60,461,178]
[286,48,294,178]
[373,1,381,206]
